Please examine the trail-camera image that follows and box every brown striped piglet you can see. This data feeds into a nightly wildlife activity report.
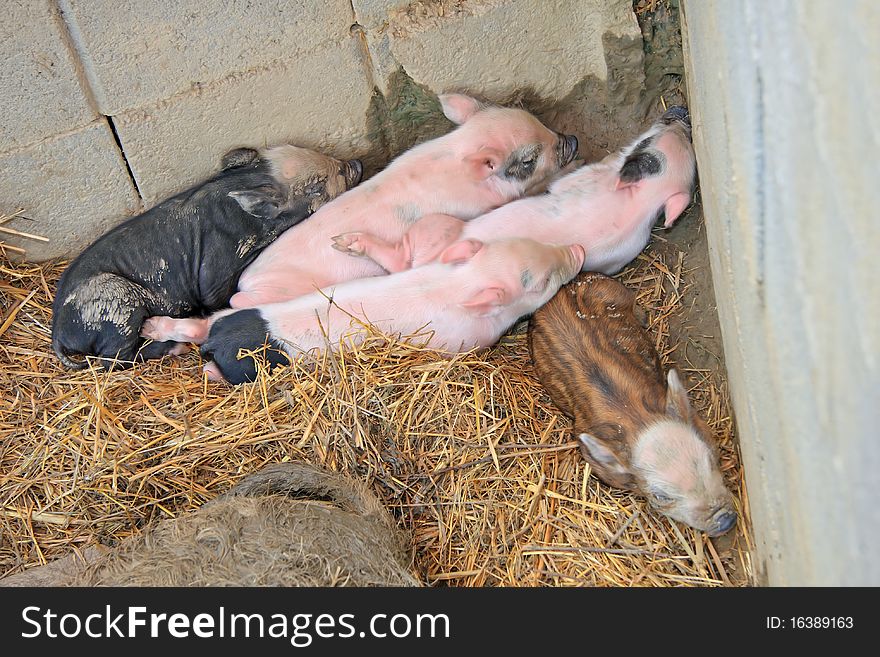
[331,106,695,276]
[528,272,736,536]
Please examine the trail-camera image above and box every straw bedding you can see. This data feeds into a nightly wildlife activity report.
[0,215,753,587]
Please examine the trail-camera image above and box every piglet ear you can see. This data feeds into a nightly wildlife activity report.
[662,192,691,227]
[229,187,284,219]
[439,93,483,124]
[439,239,483,264]
[615,151,661,190]
[459,287,507,316]
[464,148,505,181]
[220,147,259,170]
[577,433,630,475]
[665,369,693,422]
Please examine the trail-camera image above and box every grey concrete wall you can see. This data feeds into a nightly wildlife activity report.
[681,0,880,585]
[0,0,641,260]
[0,1,141,259]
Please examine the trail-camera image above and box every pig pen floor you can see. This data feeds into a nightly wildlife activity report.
[0,203,753,587]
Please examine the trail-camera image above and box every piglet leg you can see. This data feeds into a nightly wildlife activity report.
[141,316,210,344]
[331,232,410,272]
[332,213,465,272]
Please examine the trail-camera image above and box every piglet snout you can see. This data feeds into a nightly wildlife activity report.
[708,508,738,537]
[556,133,579,167]
[662,105,691,129]
[345,159,364,187]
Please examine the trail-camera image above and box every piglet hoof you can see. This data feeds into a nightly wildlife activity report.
[203,361,226,383]
[141,316,209,343]
[140,316,167,341]
[331,232,366,256]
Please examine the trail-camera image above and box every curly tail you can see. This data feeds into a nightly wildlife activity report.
[52,332,89,370]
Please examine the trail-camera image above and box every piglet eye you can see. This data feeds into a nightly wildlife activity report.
[651,491,673,504]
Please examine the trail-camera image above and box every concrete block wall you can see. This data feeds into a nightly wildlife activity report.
[681,0,880,585]
[0,0,643,261]
[359,0,635,100]
[0,1,140,259]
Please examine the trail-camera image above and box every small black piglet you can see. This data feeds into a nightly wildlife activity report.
[51,145,362,369]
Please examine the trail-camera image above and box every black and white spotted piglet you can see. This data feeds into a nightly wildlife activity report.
[51,145,362,369]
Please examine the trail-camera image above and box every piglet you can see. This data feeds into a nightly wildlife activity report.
[332,106,695,276]
[229,94,578,306]
[197,238,585,384]
[145,94,579,345]
[528,272,737,536]
[51,145,362,369]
